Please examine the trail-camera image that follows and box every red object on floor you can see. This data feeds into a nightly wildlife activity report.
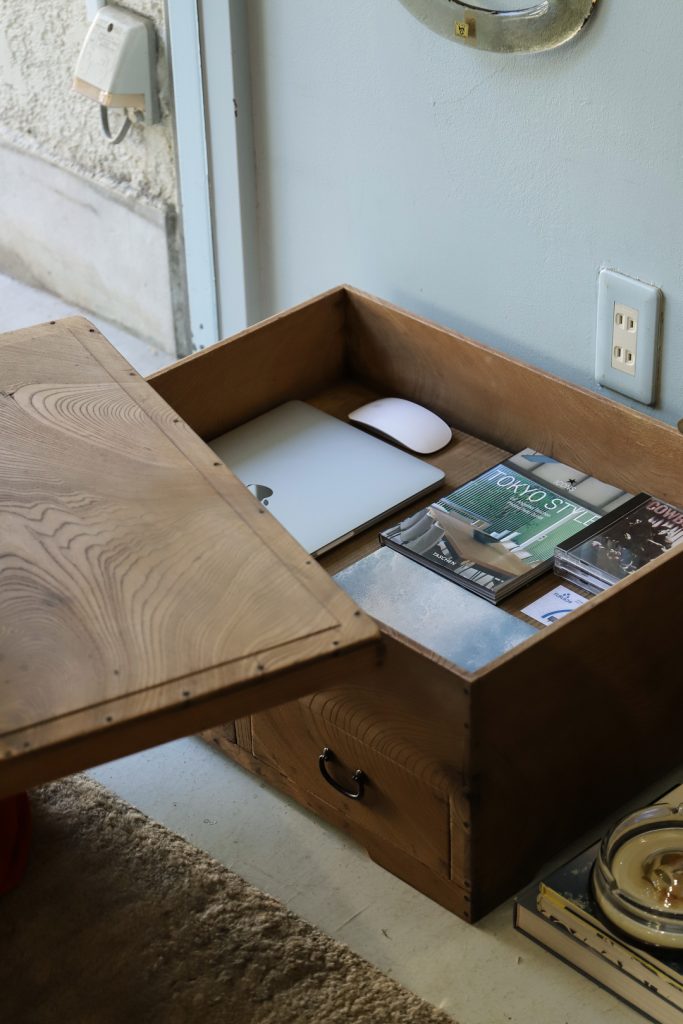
[0,793,31,895]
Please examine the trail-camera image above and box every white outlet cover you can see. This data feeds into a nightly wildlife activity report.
[595,269,662,405]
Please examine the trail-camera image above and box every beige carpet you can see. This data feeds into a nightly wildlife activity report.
[1,775,455,1024]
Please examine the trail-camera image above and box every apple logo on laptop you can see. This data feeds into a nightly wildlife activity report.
[247,483,273,506]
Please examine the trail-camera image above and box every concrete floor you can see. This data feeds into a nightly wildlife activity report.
[89,737,677,1024]
[0,272,175,376]
[2,274,666,1022]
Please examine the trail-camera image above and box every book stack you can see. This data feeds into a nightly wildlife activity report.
[514,783,683,1024]
[554,494,683,595]
[380,448,632,604]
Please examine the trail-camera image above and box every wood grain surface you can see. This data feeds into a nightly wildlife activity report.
[148,287,348,441]
[346,287,683,508]
[298,634,470,791]
[252,701,450,875]
[470,540,683,916]
[0,318,380,798]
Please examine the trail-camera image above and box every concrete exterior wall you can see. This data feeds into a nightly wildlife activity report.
[0,144,178,346]
[246,0,683,425]
[0,0,182,352]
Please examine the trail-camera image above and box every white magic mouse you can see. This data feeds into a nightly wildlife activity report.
[348,397,452,454]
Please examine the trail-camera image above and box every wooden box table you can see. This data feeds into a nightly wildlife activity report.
[149,286,682,922]
[3,290,682,924]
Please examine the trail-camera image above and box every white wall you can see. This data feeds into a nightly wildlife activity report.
[247,0,683,425]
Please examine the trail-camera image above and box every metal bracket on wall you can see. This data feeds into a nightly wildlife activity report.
[397,0,600,53]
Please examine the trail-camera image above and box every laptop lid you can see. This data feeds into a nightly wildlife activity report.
[210,401,445,555]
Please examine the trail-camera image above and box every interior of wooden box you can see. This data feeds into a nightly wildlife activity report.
[149,285,682,504]
[343,288,683,507]
[309,378,590,633]
[148,285,683,673]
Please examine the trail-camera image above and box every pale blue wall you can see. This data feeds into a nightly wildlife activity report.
[248,0,683,424]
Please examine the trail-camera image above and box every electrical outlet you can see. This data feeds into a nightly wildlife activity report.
[595,270,662,405]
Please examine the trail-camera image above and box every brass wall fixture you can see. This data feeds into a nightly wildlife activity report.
[398,0,600,53]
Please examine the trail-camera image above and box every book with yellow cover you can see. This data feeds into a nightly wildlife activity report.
[514,783,683,1024]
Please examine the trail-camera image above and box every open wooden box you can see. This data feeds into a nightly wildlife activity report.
[150,286,683,922]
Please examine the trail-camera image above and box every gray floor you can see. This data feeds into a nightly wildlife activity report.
[3,274,661,1022]
[90,737,674,1024]
[0,273,175,376]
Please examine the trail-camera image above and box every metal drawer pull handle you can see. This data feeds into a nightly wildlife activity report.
[318,747,366,801]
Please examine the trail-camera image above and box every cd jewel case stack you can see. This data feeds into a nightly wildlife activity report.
[554,493,683,594]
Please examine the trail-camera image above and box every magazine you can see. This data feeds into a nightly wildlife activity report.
[380,449,632,603]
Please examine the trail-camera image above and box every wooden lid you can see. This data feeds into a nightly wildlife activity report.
[0,318,380,796]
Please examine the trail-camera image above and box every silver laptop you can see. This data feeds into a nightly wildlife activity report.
[210,400,445,555]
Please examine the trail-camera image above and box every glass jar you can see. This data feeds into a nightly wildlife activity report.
[592,799,683,948]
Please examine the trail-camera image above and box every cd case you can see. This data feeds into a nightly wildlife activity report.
[555,493,683,593]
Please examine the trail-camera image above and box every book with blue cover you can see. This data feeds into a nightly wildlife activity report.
[380,449,632,603]
[333,546,536,672]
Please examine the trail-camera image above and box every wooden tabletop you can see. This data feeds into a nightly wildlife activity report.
[0,318,380,798]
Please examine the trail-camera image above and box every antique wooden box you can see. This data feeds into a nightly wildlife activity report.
[149,286,682,921]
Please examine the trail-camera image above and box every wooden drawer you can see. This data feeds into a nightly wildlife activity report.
[252,700,451,876]
[147,284,683,920]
